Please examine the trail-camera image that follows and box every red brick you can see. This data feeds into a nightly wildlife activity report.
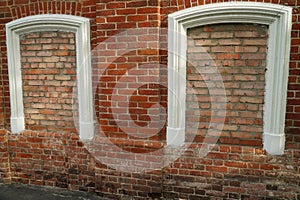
[106,2,125,9]
[138,49,158,55]
[138,21,159,27]
[18,153,32,158]
[116,8,136,15]
[127,15,147,22]
[137,7,158,14]
[240,140,262,147]
[224,187,246,194]
[225,161,247,168]
[260,164,281,170]
[206,166,228,173]
[126,1,147,7]
[107,16,126,22]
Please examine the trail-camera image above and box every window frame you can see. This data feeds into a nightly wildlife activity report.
[6,14,94,140]
[167,2,292,155]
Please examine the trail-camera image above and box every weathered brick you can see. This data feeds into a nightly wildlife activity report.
[43,56,60,62]
[240,97,263,104]
[195,39,218,46]
[211,32,233,38]
[206,166,228,173]
[36,51,52,57]
[234,75,257,81]
[219,39,241,45]
[27,57,43,62]
[211,46,234,52]
[243,39,267,46]
[20,31,76,133]
[217,53,240,60]
[235,46,258,52]
[241,53,266,60]
[235,31,259,38]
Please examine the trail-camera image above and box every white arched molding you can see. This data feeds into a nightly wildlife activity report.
[167,2,292,155]
[6,14,94,140]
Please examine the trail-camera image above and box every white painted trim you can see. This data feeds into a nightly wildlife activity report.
[6,14,94,140]
[263,132,285,155]
[167,127,185,146]
[167,2,292,155]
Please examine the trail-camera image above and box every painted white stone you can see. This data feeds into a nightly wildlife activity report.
[167,2,292,155]
[6,14,94,140]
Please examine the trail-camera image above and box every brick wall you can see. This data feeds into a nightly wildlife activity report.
[0,0,98,191]
[286,1,300,154]
[0,49,8,183]
[0,129,10,184]
[94,0,164,149]
[20,31,77,133]
[91,3,166,189]
[8,130,97,191]
[0,0,299,199]
[91,2,166,197]
[161,23,300,199]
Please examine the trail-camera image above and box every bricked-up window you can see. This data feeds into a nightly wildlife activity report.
[167,3,292,155]
[186,24,268,146]
[6,15,93,139]
[20,31,78,133]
